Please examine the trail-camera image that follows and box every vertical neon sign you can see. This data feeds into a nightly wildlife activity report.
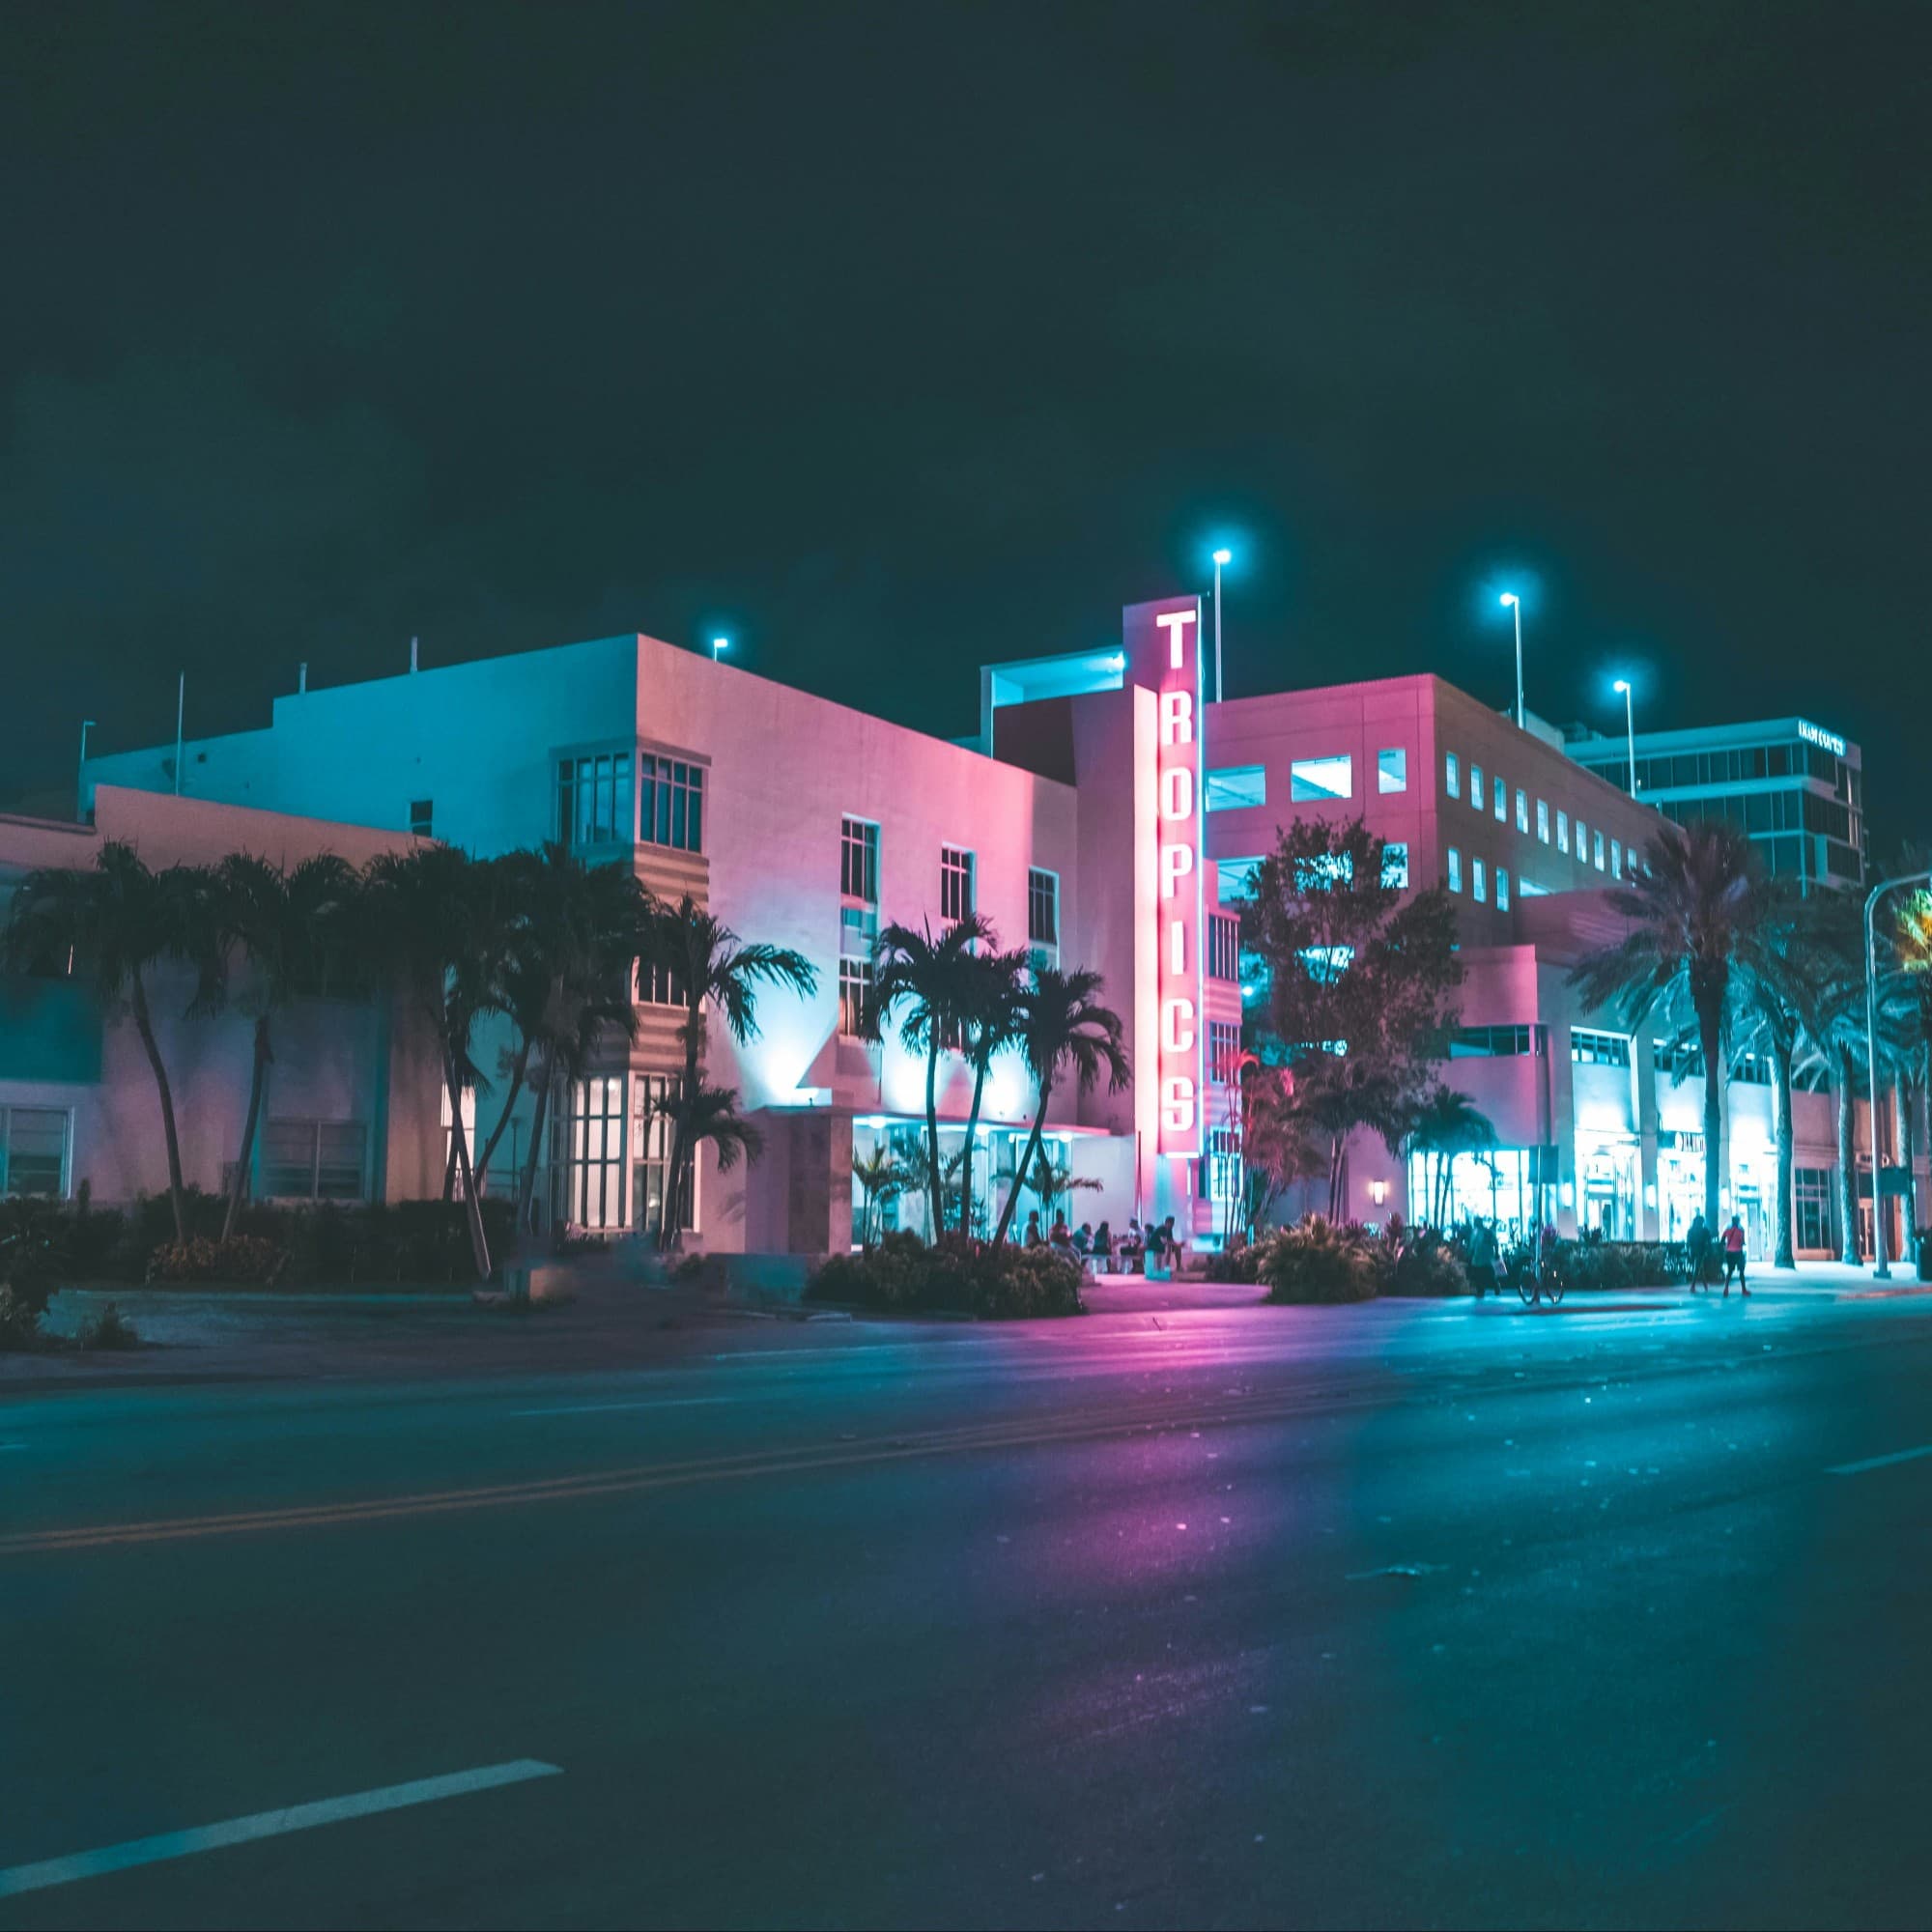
[1152,599,1204,1158]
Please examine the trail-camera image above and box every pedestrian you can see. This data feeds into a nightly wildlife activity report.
[1093,1220,1114,1272]
[1468,1217,1499,1300]
[1539,1217,1559,1277]
[1049,1215,1072,1253]
[1687,1211,1710,1292]
[1159,1215,1179,1265]
[1024,1209,1043,1249]
[1721,1213,1749,1296]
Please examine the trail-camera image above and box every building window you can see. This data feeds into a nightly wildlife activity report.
[1447,847,1463,893]
[638,959,686,1008]
[1795,1166,1833,1251]
[1516,788,1529,834]
[1218,856,1263,904]
[1290,754,1352,803]
[1208,1019,1241,1084]
[1537,799,1549,843]
[1381,842,1409,889]
[1028,867,1059,953]
[1208,913,1240,981]
[1205,1125,1241,1207]
[1493,774,1506,821]
[1594,829,1606,870]
[409,798,434,838]
[1557,810,1570,854]
[1610,838,1622,880]
[941,846,976,923]
[1450,1025,1546,1059]
[1378,748,1407,794]
[1472,858,1487,903]
[1206,766,1266,810]
[262,1119,366,1201]
[1446,753,1461,799]
[841,817,878,902]
[0,1106,69,1197]
[1495,867,1510,910]
[838,955,874,1039]
[1571,1028,1632,1067]
[1576,817,1588,865]
[639,753,703,852]
[632,1075,694,1236]
[558,752,635,850]
[564,1075,627,1232]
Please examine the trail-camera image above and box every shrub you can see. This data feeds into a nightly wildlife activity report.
[806,1233,1084,1318]
[0,1286,43,1351]
[1260,1215,1378,1304]
[147,1235,288,1285]
[1554,1239,1687,1290]
[1371,1217,1469,1297]
[1203,1242,1265,1284]
[77,1302,139,1350]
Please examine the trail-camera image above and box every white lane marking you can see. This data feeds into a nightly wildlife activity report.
[1828,1443,1932,1477]
[0,1759,561,1898]
[512,1395,741,1417]
[0,1443,27,1452]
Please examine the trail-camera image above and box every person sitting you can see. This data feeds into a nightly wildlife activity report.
[1122,1220,1145,1273]
[1048,1216,1073,1254]
[1024,1209,1043,1249]
[1072,1221,1093,1256]
[1092,1220,1114,1272]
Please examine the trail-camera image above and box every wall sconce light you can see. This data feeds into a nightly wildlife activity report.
[1369,1179,1389,1208]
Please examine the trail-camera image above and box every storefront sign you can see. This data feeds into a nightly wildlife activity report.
[1797,719,1847,757]
[1149,598,1205,1155]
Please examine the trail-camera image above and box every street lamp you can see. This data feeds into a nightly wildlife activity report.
[1865,867,1932,1278]
[711,636,729,663]
[1612,680,1636,797]
[1211,549,1232,704]
[1499,593,1523,729]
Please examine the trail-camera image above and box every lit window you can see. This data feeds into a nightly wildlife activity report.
[558,752,636,850]
[1610,839,1622,879]
[1206,765,1266,810]
[639,753,702,852]
[1290,754,1352,803]
[1493,775,1506,821]
[1537,799,1549,843]
[1496,867,1510,909]
[1208,1020,1242,1084]
[1217,856,1263,904]
[1473,859,1487,903]
[1447,847,1463,893]
[1028,867,1059,951]
[1575,817,1587,863]
[838,956,873,1038]
[841,818,879,901]
[1380,842,1409,889]
[631,1074,694,1236]
[1516,788,1528,834]
[0,1106,69,1197]
[1208,914,1241,981]
[941,846,976,923]
[1594,830,1606,870]
[1446,753,1461,799]
[1557,810,1570,854]
[1470,764,1484,811]
[1571,1028,1632,1067]
[1378,748,1407,794]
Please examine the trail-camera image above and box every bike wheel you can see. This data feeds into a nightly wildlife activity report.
[1518,1274,1539,1305]
[1542,1274,1566,1306]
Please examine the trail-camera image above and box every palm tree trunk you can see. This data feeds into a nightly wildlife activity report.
[923,1035,943,1240]
[445,1057,492,1279]
[473,1036,532,1196]
[958,1053,991,1236]
[1327,1135,1346,1221]
[1771,1034,1796,1269]
[661,995,705,1253]
[223,1014,271,1240]
[992,1089,1052,1248]
[1835,1044,1861,1265]
[1697,1002,1723,1234]
[129,969,188,1241]
[514,1060,554,1253]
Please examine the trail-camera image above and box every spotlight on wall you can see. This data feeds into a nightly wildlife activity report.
[1368,1179,1389,1208]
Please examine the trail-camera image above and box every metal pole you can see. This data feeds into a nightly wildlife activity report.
[1866,868,1932,1279]
[1624,684,1636,798]
[1213,557,1224,705]
[77,719,95,821]
[173,674,185,796]
[1514,600,1524,730]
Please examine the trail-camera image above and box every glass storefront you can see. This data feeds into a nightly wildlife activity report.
[1406,1148,1539,1240]
[1576,1130,1640,1239]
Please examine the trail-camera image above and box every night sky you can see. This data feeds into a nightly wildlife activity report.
[4,2,1927,845]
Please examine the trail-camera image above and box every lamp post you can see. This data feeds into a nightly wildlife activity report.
[1865,868,1932,1278]
[77,719,97,822]
[1499,592,1523,728]
[1211,549,1232,704]
[1613,680,1636,797]
[711,636,729,663]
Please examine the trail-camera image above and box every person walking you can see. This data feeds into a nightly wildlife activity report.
[1687,1211,1711,1293]
[1468,1218,1499,1300]
[1721,1213,1749,1296]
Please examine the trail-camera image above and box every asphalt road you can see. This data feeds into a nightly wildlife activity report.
[6,1288,1932,1929]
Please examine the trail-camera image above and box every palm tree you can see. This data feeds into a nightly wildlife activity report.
[1402,1083,1499,1226]
[871,915,992,1239]
[990,965,1129,1248]
[952,945,1028,1235]
[1235,1057,1325,1241]
[1889,887,1932,1265]
[1014,1144,1102,1226]
[851,1147,908,1247]
[211,853,361,1237]
[1,843,214,1239]
[639,896,817,1250]
[1572,822,1760,1232]
[362,845,516,1278]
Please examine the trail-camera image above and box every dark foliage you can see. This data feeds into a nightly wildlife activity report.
[807,1231,1085,1318]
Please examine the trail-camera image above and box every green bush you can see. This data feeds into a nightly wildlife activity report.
[147,1235,289,1285]
[1260,1215,1379,1304]
[1203,1242,1265,1284]
[77,1302,139,1350]
[807,1232,1084,1318]
[1372,1217,1469,1297]
[1556,1239,1687,1290]
[0,1286,44,1351]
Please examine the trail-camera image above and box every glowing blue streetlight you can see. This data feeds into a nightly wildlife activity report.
[711,636,729,663]
[1612,679,1636,796]
[1211,550,1233,703]
[1499,592,1523,729]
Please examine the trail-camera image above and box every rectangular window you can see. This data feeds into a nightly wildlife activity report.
[1451,1026,1545,1058]
[1447,847,1463,893]
[1470,764,1484,811]
[1472,858,1487,903]
[557,752,636,850]
[261,1119,367,1201]
[1537,799,1549,842]
[631,1075,694,1236]
[838,955,873,1039]
[1575,818,1587,864]
[840,817,878,901]
[941,846,976,923]
[639,753,703,852]
[1208,913,1240,982]
[1217,856,1263,904]
[638,959,686,1007]
[1290,754,1353,803]
[1208,1019,1242,1085]
[1795,1166,1833,1251]
[0,1106,70,1197]
[1378,748,1407,794]
[409,798,434,838]
[1557,810,1570,854]
[1493,774,1507,821]
[1028,867,1059,950]
[1206,765,1266,810]
[1610,838,1622,880]
[1516,788,1528,834]
[1445,753,1461,800]
[1594,829,1606,870]
[1571,1028,1632,1067]
[1495,867,1510,909]
[1380,842,1409,889]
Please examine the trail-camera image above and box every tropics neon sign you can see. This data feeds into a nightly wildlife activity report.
[1152,602,1204,1153]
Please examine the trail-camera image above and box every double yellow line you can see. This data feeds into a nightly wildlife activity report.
[0,1385,1379,1556]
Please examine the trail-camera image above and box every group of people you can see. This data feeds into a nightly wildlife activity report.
[1686,1211,1750,1294]
[1022,1211,1183,1275]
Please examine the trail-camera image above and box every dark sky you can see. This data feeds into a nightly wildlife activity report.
[4,2,1927,844]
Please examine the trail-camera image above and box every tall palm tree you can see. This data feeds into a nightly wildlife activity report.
[851,1147,908,1247]
[990,965,1129,1248]
[639,896,817,1250]
[952,945,1028,1235]
[1402,1083,1499,1226]
[1572,822,1760,1232]
[2,842,214,1240]
[871,915,992,1239]
[211,853,361,1237]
